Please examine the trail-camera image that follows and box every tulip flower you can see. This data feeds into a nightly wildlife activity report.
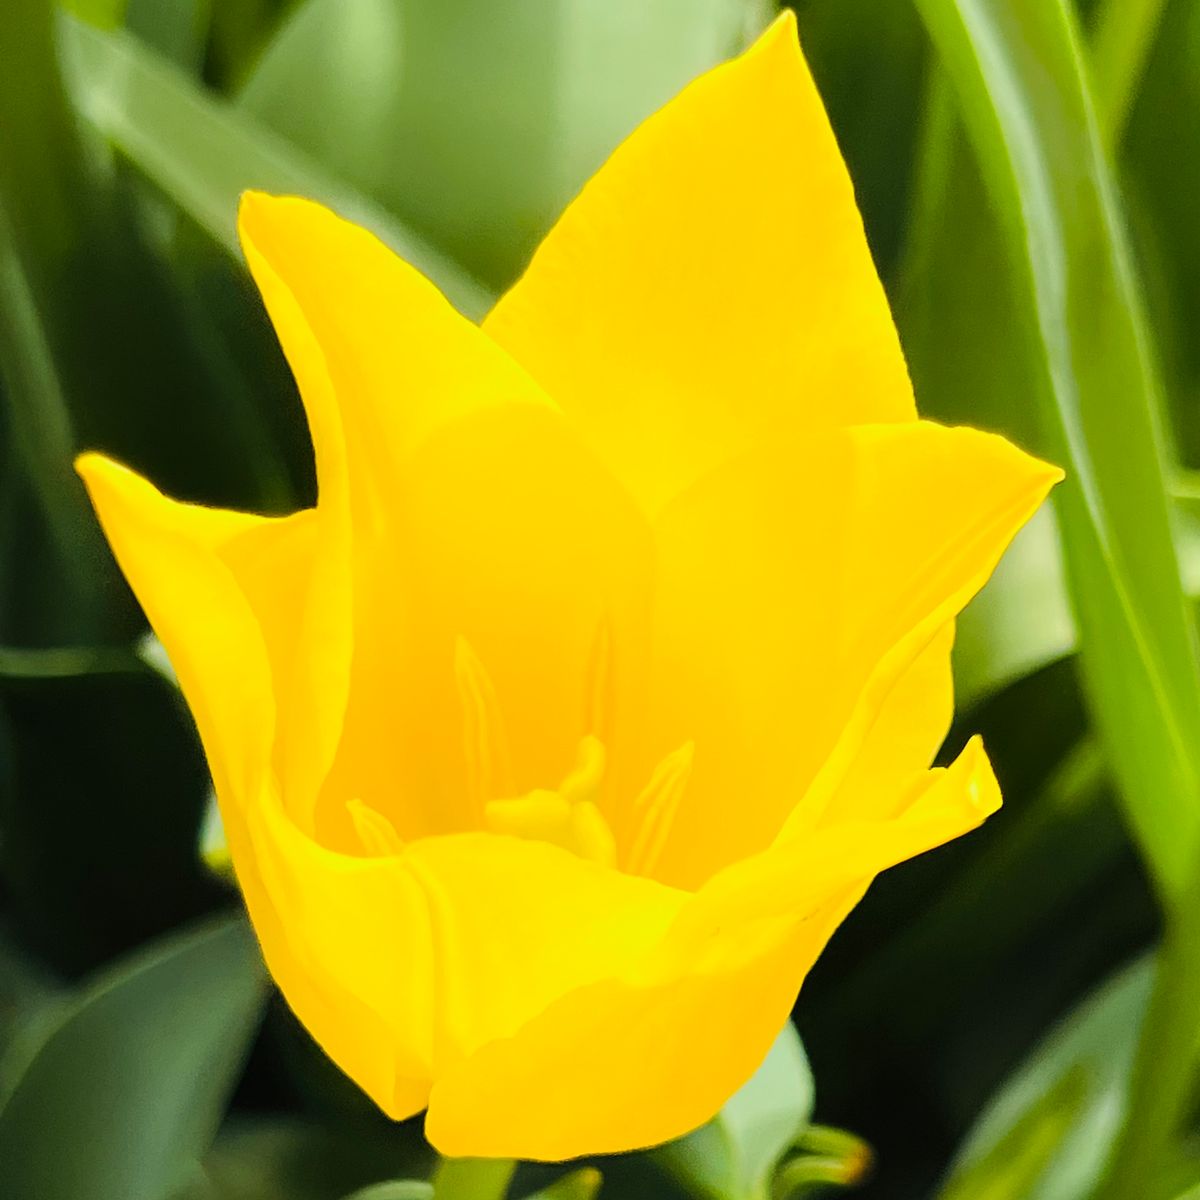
[77,12,1059,1160]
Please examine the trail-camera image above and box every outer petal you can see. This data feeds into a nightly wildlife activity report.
[76,454,277,803]
[73,454,416,1115]
[245,791,687,1108]
[425,741,998,1159]
[626,423,1060,888]
[483,12,913,515]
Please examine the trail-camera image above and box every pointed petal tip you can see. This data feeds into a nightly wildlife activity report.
[237,187,282,220]
[74,450,135,497]
[959,735,1003,822]
[766,5,798,38]
[237,190,325,258]
[1023,452,1066,515]
[73,449,104,482]
[748,6,801,64]
[237,189,282,252]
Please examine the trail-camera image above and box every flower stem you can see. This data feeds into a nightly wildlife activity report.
[431,1158,516,1200]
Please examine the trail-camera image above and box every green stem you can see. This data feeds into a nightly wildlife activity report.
[1097,872,1200,1199]
[431,1158,516,1200]
[1089,0,1170,147]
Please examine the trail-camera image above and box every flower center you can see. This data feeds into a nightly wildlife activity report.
[453,632,692,876]
[483,735,618,867]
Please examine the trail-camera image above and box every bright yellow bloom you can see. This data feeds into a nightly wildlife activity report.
[77,13,1059,1160]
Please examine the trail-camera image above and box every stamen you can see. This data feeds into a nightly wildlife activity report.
[455,636,513,819]
[583,613,615,742]
[626,742,695,877]
[347,798,404,857]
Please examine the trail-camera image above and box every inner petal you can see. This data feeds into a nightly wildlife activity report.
[312,403,654,853]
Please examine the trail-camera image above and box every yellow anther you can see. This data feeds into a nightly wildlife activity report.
[484,737,617,867]
[347,798,405,857]
[626,742,694,877]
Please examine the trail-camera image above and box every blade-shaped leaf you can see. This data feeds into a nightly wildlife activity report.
[0,914,268,1200]
[59,14,493,319]
[938,957,1152,1200]
[910,0,1200,907]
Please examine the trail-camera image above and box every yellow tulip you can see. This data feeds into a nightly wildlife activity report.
[77,12,1060,1160]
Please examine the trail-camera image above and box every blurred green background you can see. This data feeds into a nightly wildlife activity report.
[1,1,1199,1198]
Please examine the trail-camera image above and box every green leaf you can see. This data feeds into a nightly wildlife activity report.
[59,0,129,29]
[910,0,1200,907]
[938,957,1152,1200]
[655,1023,815,1200]
[340,1184,434,1200]
[238,0,767,290]
[197,1116,432,1200]
[521,1170,603,1200]
[0,215,109,611]
[0,0,130,644]
[59,14,493,319]
[124,0,212,73]
[0,914,268,1200]
[1089,0,1170,145]
[0,643,148,680]
[1122,0,1200,470]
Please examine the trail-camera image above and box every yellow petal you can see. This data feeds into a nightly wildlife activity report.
[425,740,997,1159]
[247,783,686,1097]
[425,915,809,1159]
[825,619,957,824]
[237,191,552,515]
[73,454,417,1114]
[625,422,1060,888]
[484,12,913,516]
[75,453,276,802]
[681,736,1002,938]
